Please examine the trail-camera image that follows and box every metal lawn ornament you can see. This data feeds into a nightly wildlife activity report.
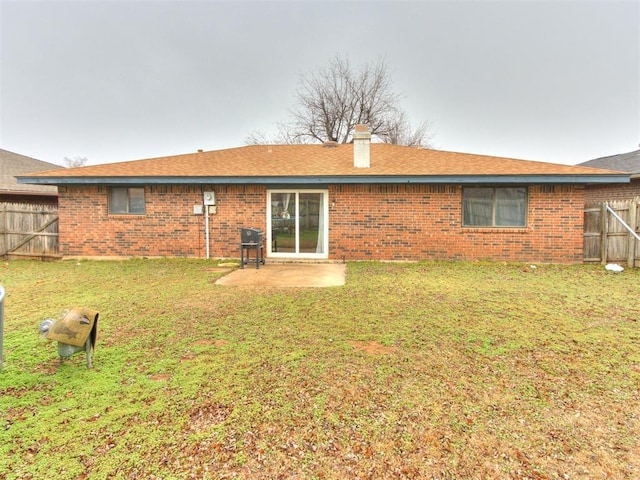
[39,307,99,369]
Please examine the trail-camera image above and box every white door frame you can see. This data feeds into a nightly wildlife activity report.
[267,189,329,259]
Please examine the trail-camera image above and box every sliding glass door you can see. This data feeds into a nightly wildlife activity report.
[267,190,328,258]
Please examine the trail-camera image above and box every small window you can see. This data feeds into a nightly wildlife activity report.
[463,187,527,227]
[109,187,145,214]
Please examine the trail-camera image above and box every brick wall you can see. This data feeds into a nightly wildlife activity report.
[58,183,585,263]
[59,185,203,257]
[328,184,584,263]
[584,179,640,203]
[58,184,266,258]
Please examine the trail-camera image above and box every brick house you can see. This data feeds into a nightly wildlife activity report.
[578,149,640,203]
[18,127,627,263]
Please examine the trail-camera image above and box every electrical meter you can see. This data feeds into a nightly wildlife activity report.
[203,192,216,205]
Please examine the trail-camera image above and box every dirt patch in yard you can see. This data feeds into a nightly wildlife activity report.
[187,403,233,432]
[192,339,229,347]
[348,340,396,355]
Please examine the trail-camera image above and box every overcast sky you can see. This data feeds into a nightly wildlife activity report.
[1,0,638,167]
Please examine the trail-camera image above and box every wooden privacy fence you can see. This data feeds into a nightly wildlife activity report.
[0,203,59,259]
[584,197,640,267]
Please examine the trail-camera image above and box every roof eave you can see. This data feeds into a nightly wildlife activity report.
[16,174,630,186]
[0,188,58,196]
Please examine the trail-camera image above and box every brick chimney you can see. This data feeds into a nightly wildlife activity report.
[353,124,371,168]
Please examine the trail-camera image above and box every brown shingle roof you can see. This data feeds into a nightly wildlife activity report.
[21,144,621,180]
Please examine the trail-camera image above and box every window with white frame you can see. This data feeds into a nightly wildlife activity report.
[463,187,527,227]
[109,187,145,214]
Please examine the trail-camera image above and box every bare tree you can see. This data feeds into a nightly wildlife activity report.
[63,156,88,168]
[243,128,295,146]
[375,111,433,148]
[246,55,432,147]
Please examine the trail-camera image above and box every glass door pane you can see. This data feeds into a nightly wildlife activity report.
[271,193,296,253]
[299,193,323,254]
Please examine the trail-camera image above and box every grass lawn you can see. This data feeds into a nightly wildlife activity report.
[0,259,639,479]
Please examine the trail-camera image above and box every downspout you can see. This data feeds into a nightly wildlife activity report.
[205,209,210,259]
[201,185,210,259]
[202,190,216,260]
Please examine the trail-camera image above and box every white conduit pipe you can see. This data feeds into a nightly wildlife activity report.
[205,207,210,259]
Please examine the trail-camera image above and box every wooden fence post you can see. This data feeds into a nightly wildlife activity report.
[628,198,637,267]
[0,205,5,256]
[0,285,5,372]
[601,202,608,265]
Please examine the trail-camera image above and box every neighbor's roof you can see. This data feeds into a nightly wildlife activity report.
[578,149,640,176]
[17,143,628,186]
[0,148,61,194]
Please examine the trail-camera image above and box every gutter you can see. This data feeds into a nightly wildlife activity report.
[16,173,631,186]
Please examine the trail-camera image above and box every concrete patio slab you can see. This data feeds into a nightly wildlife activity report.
[214,263,346,287]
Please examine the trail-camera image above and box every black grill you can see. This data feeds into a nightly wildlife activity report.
[240,228,265,269]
